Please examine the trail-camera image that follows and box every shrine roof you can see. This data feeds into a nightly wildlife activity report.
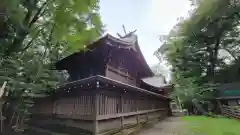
[141,76,172,88]
[55,33,154,77]
[56,75,170,99]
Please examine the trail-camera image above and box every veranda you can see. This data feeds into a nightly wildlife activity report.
[31,75,171,135]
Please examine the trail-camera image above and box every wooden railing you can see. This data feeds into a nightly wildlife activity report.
[222,105,240,119]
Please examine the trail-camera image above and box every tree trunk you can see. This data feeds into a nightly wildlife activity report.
[206,31,222,82]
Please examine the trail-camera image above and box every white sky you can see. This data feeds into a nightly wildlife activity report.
[100,0,191,78]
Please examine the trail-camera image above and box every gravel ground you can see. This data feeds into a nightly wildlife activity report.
[136,117,189,135]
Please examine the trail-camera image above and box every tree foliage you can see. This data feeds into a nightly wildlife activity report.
[0,0,103,133]
[1,0,104,56]
[155,0,240,110]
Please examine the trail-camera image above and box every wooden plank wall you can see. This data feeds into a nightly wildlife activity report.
[106,65,136,86]
[98,92,167,115]
[33,90,168,120]
[54,95,94,116]
[33,94,95,117]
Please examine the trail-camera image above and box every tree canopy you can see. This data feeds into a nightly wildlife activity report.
[155,0,240,106]
[0,0,104,133]
[1,0,104,56]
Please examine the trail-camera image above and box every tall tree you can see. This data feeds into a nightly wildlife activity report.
[155,0,240,112]
[157,0,240,82]
[0,0,104,133]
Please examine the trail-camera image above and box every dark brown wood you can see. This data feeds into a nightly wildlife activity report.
[105,64,136,86]
[32,34,172,135]
[97,108,166,120]
[55,34,154,83]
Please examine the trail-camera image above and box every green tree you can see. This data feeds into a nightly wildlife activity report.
[155,0,240,113]
[1,0,104,56]
[0,0,104,133]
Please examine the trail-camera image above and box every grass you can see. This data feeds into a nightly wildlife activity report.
[182,116,240,135]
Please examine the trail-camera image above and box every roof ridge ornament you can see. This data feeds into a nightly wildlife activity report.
[116,25,137,38]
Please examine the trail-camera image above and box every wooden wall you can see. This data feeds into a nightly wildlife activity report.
[97,90,168,116]
[105,64,136,86]
[53,96,94,116]
[32,88,170,135]
[33,88,169,120]
[33,93,95,118]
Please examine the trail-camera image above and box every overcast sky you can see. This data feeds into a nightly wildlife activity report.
[99,0,191,78]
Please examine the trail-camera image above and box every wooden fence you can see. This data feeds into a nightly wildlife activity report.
[222,105,240,119]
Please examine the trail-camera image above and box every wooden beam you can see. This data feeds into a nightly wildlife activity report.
[56,75,169,99]
[97,108,166,120]
[32,114,95,121]
[93,92,99,135]
[96,75,169,99]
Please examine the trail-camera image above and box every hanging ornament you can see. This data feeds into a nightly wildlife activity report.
[96,81,100,88]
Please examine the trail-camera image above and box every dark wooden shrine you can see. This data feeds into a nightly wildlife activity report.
[31,33,172,135]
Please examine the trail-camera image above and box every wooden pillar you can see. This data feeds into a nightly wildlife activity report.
[93,92,99,135]
[120,93,125,135]
[120,116,124,128]
[146,115,149,122]
[121,94,124,113]
[120,116,124,135]
[136,97,139,124]
[136,114,139,124]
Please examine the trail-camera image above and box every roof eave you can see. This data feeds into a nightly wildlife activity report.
[57,75,170,99]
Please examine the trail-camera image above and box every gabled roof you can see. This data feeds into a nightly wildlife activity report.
[105,34,153,76]
[56,33,154,77]
[141,75,173,89]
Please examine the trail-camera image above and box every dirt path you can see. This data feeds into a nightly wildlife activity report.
[137,117,188,135]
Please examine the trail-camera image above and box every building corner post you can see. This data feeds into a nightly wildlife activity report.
[93,81,100,135]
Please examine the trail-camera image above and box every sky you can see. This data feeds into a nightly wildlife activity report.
[99,0,192,79]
